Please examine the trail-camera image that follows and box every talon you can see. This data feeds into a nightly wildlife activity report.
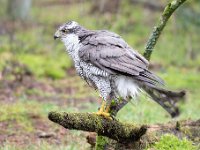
[94,111,112,119]
[94,101,112,119]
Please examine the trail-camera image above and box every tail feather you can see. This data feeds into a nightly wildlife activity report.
[137,70,185,118]
[142,85,185,118]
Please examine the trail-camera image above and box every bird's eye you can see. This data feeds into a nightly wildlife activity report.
[61,29,68,33]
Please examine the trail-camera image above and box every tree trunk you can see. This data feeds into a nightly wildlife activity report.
[7,0,32,21]
[90,0,121,14]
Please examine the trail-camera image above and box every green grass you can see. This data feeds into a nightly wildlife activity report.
[0,101,37,132]
[17,54,72,79]
[147,134,198,150]
[0,141,89,150]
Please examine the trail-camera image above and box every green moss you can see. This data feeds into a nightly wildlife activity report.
[147,134,197,150]
[181,127,192,136]
[95,136,109,150]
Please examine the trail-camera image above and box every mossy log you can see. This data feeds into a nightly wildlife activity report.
[48,112,200,149]
[48,112,147,143]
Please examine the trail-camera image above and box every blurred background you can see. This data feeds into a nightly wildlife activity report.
[0,0,199,149]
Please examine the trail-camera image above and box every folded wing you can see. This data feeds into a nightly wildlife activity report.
[78,31,164,86]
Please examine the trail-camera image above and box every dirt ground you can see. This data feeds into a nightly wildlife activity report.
[0,69,98,148]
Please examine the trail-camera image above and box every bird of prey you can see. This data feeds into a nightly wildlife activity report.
[54,21,185,118]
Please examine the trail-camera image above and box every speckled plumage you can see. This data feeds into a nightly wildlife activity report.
[54,21,185,117]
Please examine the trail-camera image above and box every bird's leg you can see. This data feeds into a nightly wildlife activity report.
[95,100,111,119]
[99,100,106,112]
[105,103,110,113]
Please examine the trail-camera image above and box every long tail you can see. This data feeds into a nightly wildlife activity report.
[135,69,186,117]
[142,85,185,118]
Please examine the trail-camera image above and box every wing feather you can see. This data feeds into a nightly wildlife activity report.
[78,31,163,86]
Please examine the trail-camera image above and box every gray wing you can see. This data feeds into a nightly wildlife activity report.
[79,30,163,86]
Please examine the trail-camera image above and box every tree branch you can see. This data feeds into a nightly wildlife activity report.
[48,111,147,143]
[144,0,187,60]
[48,111,200,149]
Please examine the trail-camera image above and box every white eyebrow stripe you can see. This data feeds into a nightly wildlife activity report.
[66,21,78,29]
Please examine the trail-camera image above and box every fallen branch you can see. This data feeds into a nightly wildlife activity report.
[49,112,200,149]
[48,112,147,143]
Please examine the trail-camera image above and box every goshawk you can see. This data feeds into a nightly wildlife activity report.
[54,21,185,118]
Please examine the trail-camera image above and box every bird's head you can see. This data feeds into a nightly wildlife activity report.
[54,21,81,40]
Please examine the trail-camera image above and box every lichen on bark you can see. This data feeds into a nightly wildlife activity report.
[48,111,147,142]
[48,112,200,149]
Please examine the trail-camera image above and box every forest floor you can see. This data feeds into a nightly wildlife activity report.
[0,70,98,149]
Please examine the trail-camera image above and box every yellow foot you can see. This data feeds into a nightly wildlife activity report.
[94,111,112,119]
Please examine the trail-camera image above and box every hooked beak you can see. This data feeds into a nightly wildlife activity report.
[54,30,60,40]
